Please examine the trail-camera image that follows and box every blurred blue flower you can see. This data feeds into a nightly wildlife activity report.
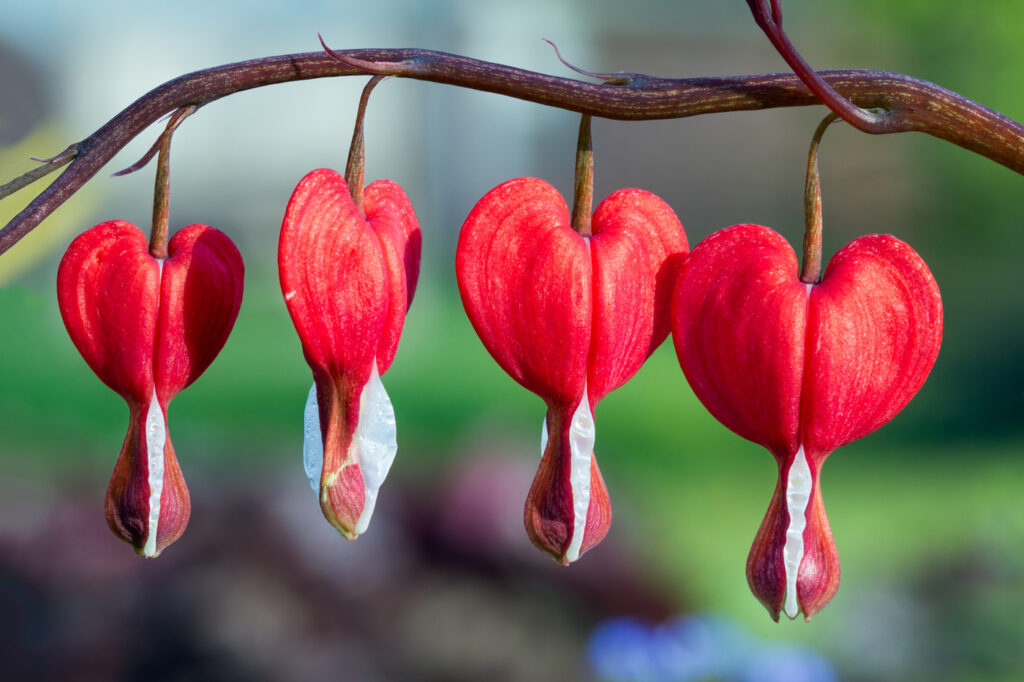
[587,614,837,682]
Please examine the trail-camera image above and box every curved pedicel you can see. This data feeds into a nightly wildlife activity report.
[672,224,941,619]
[279,168,420,539]
[457,177,688,564]
[57,220,244,557]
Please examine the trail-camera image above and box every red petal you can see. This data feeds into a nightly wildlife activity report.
[280,168,387,388]
[674,224,941,619]
[280,169,420,538]
[105,399,190,557]
[588,188,689,404]
[524,408,612,564]
[803,234,943,458]
[456,177,590,412]
[746,456,839,621]
[155,224,245,401]
[459,179,686,563]
[57,221,159,404]
[58,221,243,556]
[365,179,422,373]
[672,224,806,458]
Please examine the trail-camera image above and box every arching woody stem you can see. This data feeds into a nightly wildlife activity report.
[3,47,1024,257]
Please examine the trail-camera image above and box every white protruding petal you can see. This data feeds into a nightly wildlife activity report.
[142,388,167,558]
[352,361,397,535]
[301,361,398,537]
[538,388,597,564]
[566,386,596,563]
[302,383,323,493]
[142,258,167,559]
[782,445,813,619]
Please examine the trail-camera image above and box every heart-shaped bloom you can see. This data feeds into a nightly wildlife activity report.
[457,177,688,564]
[57,220,244,557]
[672,224,942,620]
[279,168,420,539]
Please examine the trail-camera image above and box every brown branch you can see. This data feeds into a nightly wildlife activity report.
[2,48,1024,256]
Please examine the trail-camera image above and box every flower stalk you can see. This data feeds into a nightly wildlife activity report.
[800,113,839,285]
[571,114,594,237]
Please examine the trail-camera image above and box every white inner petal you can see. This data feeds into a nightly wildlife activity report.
[302,383,323,493]
[143,387,166,558]
[540,384,596,564]
[352,361,398,534]
[301,361,397,536]
[142,258,167,558]
[782,445,813,619]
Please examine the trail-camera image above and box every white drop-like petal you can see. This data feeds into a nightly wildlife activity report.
[142,259,167,559]
[352,362,397,535]
[143,388,166,558]
[782,445,813,619]
[539,385,596,563]
[301,361,397,536]
[302,383,323,493]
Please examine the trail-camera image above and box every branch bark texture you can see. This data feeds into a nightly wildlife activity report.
[2,48,1024,256]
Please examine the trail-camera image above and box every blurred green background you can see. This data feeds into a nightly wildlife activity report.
[1,1,1021,681]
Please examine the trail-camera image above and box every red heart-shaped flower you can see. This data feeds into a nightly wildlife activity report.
[457,177,688,564]
[57,220,244,556]
[671,223,942,619]
[279,168,420,539]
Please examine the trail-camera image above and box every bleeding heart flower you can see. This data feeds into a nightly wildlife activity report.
[457,177,688,564]
[671,224,942,620]
[57,220,244,557]
[279,168,420,539]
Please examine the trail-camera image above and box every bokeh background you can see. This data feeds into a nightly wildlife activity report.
[1,1,1022,680]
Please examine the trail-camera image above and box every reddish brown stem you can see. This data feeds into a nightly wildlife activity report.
[149,106,196,259]
[747,0,896,134]
[571,114,594,237]
[344,75,388,213]
[3,48,1024,257]
[800,113,839,284]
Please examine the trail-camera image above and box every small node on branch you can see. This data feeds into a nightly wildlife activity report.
[0,145,78,201]
[29,146,80,165]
